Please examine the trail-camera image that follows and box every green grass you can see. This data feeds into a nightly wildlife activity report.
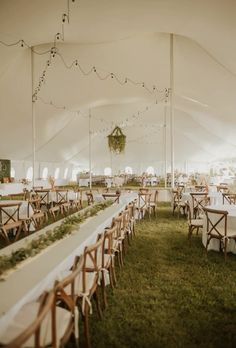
[88,205,236,348]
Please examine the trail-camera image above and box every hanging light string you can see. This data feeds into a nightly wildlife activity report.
[37,93,168,137]
[0,0,168,102]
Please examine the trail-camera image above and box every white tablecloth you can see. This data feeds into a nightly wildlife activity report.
[79,178,89,187]
[0,192,137,336]
[202,204,236,254]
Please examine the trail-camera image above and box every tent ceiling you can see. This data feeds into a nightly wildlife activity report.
[1,0,236,172]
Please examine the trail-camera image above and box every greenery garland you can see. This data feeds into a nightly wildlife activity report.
[0,200,113,278]
[108,126,126,154]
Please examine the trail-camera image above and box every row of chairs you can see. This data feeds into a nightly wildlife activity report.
[0,192,83,245]
[0,201,136,348]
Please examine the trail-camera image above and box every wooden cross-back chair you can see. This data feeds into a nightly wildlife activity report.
[101,224,119,308]
[0,202,25,243]
[86,191,94,206]
[56,190,68,205]
[136,192,151,219]
[172,189,186,218]
[21,198,47,232]
[72,235,104,348]
[203,207,236,261]
[35,190,50,209]
[70,189,83,211]
[222,193,236,205]
[49,205,61,221]
[185,200,203,243]
[149,189,158,217]
[190,192,209,219]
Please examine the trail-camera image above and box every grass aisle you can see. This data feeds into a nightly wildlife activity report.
[90,205,236,348]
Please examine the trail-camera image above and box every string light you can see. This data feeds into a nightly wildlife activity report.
[1,0,168,102]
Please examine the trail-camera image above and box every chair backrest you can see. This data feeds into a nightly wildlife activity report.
[56,190,68,204]
[190,192,209,218]
[137,192,151,210]
[217,184,229,193]
[203,207,228,239]
[103,224,118,259]
[80,235,104,293]
[0,202,22,225]
[35,190,50,205]
[4,291,56,348]
[222,193,236,205]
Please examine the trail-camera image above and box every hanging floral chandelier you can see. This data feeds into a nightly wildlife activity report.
[107,126,126,154]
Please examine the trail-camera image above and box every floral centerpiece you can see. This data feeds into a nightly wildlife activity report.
[48,175,55,190]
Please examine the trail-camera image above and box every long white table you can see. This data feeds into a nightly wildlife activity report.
[202,204,236,254]
[0,192,137,336]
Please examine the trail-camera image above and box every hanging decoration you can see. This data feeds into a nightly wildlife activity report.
[108,126,126,154]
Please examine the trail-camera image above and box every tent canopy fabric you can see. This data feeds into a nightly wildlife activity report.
[1,0,236,176]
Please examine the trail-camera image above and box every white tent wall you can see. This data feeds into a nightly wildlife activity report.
[1,0,236,179]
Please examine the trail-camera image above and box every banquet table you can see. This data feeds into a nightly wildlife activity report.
[0,192,137,336]
[202,204,236,254]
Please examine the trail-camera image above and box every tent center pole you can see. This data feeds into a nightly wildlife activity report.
[89,110,92,190]
[31,48,36,188]
[170,33,175,189]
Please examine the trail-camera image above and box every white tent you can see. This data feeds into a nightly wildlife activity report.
[1,0,236,180]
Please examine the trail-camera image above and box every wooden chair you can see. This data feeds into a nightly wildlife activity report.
[0,202,25,244]
[185,201,203,243]
[190,192,209,219]
[49,205,61,221]
[22,199,47,232]
[172,189,186,218]
[86,191,94,206]
[100,225,118,308]
[70,189,83,211]
[149,190,158,217]
[203,206,236,261]
[56,190,68,205]
[72,236,104,348]
[35,190,50,209]
[113,214,126,266]
[1,285,79,348]
[54,255,84,347]
[136,192,151,219]
[222,193,236,205]
[61,202,72,217]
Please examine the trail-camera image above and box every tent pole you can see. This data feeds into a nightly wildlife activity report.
[89,110,92,190]
[31,48,36,188]
[164,102,167,188]
[170,33,175,188]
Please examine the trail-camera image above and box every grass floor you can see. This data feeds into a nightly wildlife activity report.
[87,205,236,348]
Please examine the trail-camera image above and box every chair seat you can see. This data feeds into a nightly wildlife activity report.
[0,301,71,347]
[189,219,203,227]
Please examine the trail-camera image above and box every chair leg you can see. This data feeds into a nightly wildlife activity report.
[83,302,91,348]
[94,288,103,319]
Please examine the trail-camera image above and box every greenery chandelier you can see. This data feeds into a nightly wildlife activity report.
[108,126,126,154]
